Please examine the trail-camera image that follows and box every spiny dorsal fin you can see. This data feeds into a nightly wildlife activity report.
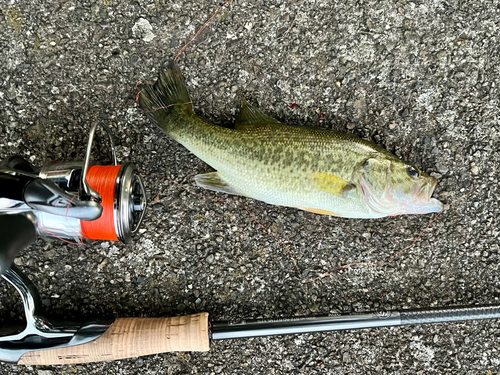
[308,171,356,197]
[195,172,243,196]
[235,100,282,130]
[139,61,194,128]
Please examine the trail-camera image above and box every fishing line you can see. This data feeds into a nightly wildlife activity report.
[39,227,84,246]
[36,197,85,245]
[142,170,302,274]
[134,0,234,101]
[305,186,480,283]
[144,167,478,284]
[141,2,480,282]
[174,0,233,62]
[80,165,122,241]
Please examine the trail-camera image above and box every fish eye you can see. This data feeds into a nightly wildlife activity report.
[407,166,420,179]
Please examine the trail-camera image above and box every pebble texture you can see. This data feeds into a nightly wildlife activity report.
[0,0,499,374]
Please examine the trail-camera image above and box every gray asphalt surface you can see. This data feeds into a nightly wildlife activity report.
[1,0,499,373]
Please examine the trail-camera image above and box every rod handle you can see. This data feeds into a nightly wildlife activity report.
[18,313,210,365]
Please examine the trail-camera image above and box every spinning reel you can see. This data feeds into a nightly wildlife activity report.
[0,123,147,271]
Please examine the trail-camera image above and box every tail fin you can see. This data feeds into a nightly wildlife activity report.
[138,61,194,131]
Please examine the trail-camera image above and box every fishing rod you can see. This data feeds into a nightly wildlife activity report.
[1,254,499,365]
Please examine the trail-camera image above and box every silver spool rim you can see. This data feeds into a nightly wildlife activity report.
[113,163,147,243]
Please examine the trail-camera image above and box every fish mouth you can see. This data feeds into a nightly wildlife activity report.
[417,177,438,200]
[421,177,444,213]
[428,177,438,198]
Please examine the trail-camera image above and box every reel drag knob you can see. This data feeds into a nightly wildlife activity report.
[114,163,147,243]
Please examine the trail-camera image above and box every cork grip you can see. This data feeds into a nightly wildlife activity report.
[18,313,210,365]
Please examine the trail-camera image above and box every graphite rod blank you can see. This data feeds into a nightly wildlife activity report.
[211,305,500,341]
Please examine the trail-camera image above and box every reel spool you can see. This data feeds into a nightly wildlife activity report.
[38,163,146,243]
[19,124,146,244]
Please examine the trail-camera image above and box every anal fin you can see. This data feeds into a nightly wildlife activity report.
[300,207,338,216]
[195,172,242,196]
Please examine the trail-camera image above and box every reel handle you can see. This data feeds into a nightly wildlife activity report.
[17,314,210,365]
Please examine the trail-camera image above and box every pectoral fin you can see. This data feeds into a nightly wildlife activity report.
[195,172,242,196]
[235,100,282,130]
[308,171,355,197]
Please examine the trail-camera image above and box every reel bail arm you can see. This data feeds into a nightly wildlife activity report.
[80,122,117,203]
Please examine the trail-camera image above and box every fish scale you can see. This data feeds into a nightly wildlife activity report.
[139,62,443,219]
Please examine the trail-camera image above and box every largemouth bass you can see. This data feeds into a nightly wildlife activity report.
[139,62,443,218]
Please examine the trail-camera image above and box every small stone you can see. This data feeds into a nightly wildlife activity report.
[471,165,479,175]
[435,163,449,173]
[152,202,163,211]
[388,123,396,129]
[14,257,24,266]
[38,371,55,375]
[231,85,238,92]
[132,18,155,42]
[129,54,140,66]
[195,298,202,305]
[346,123,355,130]
[206,254,215,264]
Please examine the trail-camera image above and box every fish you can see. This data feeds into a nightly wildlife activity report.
[139,62,444,219]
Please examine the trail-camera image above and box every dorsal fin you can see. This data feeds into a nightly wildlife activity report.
[235,100,282,130]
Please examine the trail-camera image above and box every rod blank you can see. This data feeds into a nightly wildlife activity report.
[211,305,500,341]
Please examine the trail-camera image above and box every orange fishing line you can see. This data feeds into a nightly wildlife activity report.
[173,0,233,62]
[80,165,121,241]
[142,169,478,283]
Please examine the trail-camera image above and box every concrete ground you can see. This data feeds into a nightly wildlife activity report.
[1,0,499,373]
